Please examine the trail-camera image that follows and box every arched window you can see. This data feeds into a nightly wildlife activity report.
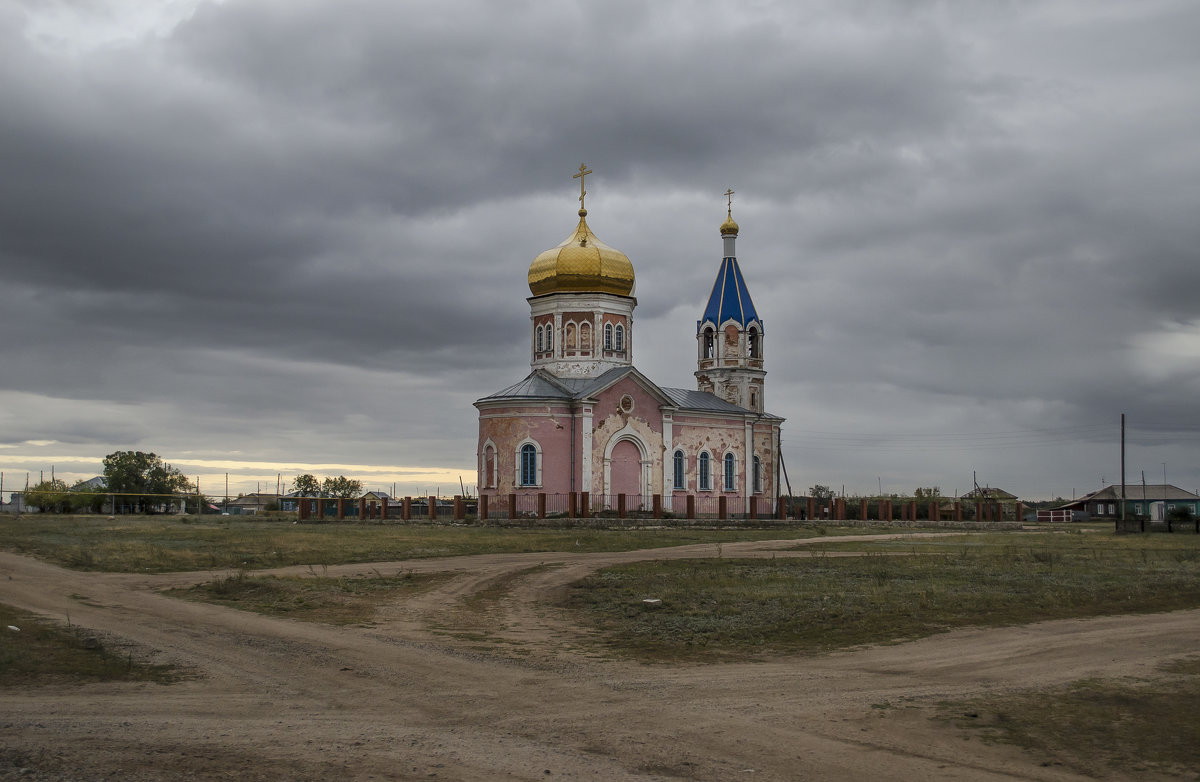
[672,450,685,491]
[614,324,624,352]
[565,323,577,349]
[546,324,553,352]
[485,445,496,489]
[536,326,544,353]
[520,443,538,487]
[752,454,761,494]
[604,323,614,351]
[579,322,591,352]
[748,327,760,358]
[723,452,736,491]
[698,452,711,491]
[703,327,715,359]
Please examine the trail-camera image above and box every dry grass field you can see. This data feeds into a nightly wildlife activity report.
[2,517,1198,780]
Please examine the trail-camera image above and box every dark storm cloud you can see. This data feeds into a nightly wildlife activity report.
[1,0,1197,496]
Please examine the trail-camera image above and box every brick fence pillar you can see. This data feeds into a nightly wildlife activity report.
[860,498,868,521]
[537,493,546,519]
[454,497,464,520]
[508,493,516,520]
[749,496,757,520]
[581,492,590,519]
[617,494,626,519]
[569,491,577,518]
[686,495,695,519]
[653,494,662,519]
[479,494,488,521]
[807,497,815,520]
[719,495,728,520]
[317,498,325,521]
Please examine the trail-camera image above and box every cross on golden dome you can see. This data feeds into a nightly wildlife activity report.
[724,188,735,216]
[527,163,635,297]
[573,163,592,211]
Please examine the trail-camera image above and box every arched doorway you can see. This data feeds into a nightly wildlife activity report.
[603,427,651,508]
[610,440,642,499]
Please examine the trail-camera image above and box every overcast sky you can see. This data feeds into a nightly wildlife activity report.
[2,0,1198,501]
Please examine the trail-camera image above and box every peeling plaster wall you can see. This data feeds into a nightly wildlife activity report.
[588,378,664,496]
[672,414,748,494]
[480,396,781,505]
[478,402,575,495]
[753,423,779,498]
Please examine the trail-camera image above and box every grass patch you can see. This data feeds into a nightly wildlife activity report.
[0,603,184,685]
[167,569,452,625]
[939,657,1200,776]
[564,534,1200,661]
[0,514,940,573]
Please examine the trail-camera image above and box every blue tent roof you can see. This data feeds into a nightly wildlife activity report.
[699,256,760,329]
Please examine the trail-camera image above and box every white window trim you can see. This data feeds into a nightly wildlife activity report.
[604,323,613,351]
[615,323,624,352]
[672,449,686,491]
[698,451,712,492]
[723,452,737,492]
[515,438,543,488]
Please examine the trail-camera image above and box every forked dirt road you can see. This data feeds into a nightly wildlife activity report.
[2,535,1198,781]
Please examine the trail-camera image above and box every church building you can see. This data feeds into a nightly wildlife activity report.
[475,166,783,515]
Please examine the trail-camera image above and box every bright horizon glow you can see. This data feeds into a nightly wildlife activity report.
[0,454,476,499]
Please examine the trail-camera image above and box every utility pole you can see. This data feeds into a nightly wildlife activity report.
[1120,413,1126,522]
[1162,463,1168,522]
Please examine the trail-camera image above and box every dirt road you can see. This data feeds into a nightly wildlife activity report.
[2,536,1197,781]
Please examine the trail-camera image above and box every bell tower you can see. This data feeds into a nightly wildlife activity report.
[695,191,766,412]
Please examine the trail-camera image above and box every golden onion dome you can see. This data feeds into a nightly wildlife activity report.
[720,212,739,237]
[528,208,635,297]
